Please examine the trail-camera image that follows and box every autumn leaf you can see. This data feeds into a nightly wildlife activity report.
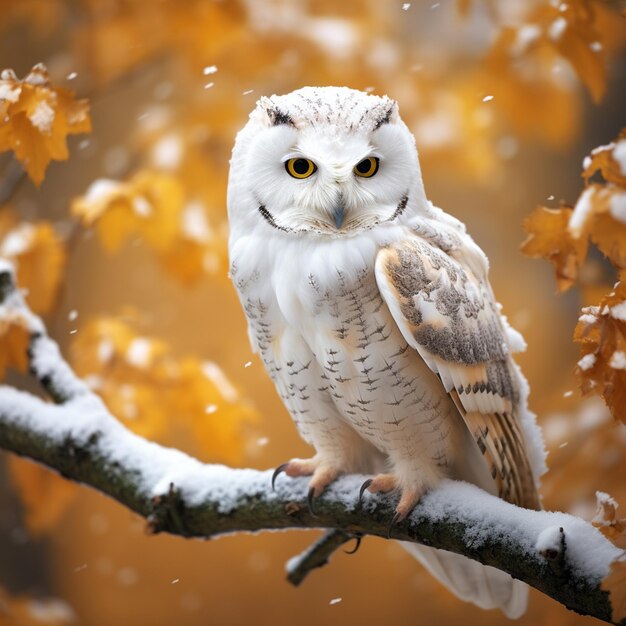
[574,276,626,424]
[550,0,607,103]
[522,129,626,289]
[168,357,257,463]
[0,63,90,185]
[0,213,66,314]
[569,184,626,270]
[71,171,182,252]
[588,489,626,622]
[6,457,79,536]
[521,206,588,291]
[70,315,169,439]
[73,171,226,283]
[0,309,30,379]
[592,491,626,549]
[70,315,256,459]
[583,130,626,186]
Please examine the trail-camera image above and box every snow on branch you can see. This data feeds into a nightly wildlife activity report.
[0,264,623,625]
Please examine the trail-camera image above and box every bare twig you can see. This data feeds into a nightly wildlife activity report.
[286,530,358,586]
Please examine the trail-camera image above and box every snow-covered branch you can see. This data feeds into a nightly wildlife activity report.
[0,265,623,625]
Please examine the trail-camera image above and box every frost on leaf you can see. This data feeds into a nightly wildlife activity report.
[0,211,66,314]
[70,315,256,461]
[0,310,30,379]
[522,128,626,289]
[592,491,626,549]
[574,277,626,424]
[583,130,626,187]
[521,206,588,291]
[0,63,91,185]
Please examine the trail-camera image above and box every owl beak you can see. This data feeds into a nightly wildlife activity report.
[333,204,346,229]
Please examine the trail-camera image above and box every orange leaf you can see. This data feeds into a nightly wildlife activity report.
[583,130,626,186]
[7,456,78,536]
[73,173,227,283]
[554,6,607,103]
[170,358,256,463]
[72,171,182,253]
[0,218,66,314]
[521,206,588,291]
[0,64,90,185]
[574,277,626,423]
[592,492,626,549]
[70,315,256,456]
[591,210,626,270]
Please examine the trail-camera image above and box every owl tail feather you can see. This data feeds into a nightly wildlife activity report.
[401,543,528,619]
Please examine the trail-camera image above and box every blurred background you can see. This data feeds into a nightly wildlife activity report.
[0,1,625,624]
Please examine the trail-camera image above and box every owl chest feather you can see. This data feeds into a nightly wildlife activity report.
[232,233,459,458]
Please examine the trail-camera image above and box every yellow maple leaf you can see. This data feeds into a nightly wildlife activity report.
[6,456,78,536]
[0,214,66,314]
[0,63,90,185]
[521,206,589,291]
[0,310,30,379]
[574,276,626,424]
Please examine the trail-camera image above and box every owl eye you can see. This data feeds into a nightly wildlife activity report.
[354,157,379,178]
[285,158,317,179]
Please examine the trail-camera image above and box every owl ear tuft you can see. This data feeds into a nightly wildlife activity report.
[267,107,295,127]
[373,100,399,131]
[255,97,295,128]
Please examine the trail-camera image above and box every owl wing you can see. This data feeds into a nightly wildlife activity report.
[375,234,541,510]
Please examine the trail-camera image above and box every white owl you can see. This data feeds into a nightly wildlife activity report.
[227,86,547,618]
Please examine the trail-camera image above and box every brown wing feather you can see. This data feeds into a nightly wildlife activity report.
[375,237,541,511]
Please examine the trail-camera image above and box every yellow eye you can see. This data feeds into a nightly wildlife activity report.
[354,156,380,178]
[285,158,317,179]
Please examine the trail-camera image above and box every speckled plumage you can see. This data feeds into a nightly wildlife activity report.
[227,86,546,618]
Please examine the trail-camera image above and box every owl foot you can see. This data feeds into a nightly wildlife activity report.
[387,486,425,538]
[357,475,424,537]
[270,457,340,516]
[358,473,398,504]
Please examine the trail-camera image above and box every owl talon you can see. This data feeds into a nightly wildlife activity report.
[358,478,373,504]
[387,511,403,539]
[307,486,318,517]
[344,535,362,555]
[271,463,289,490]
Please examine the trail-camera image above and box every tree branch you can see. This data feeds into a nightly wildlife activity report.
[0,263,623,625]
[286,530,358,586]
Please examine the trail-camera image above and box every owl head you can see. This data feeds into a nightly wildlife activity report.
[227,86,428,238]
